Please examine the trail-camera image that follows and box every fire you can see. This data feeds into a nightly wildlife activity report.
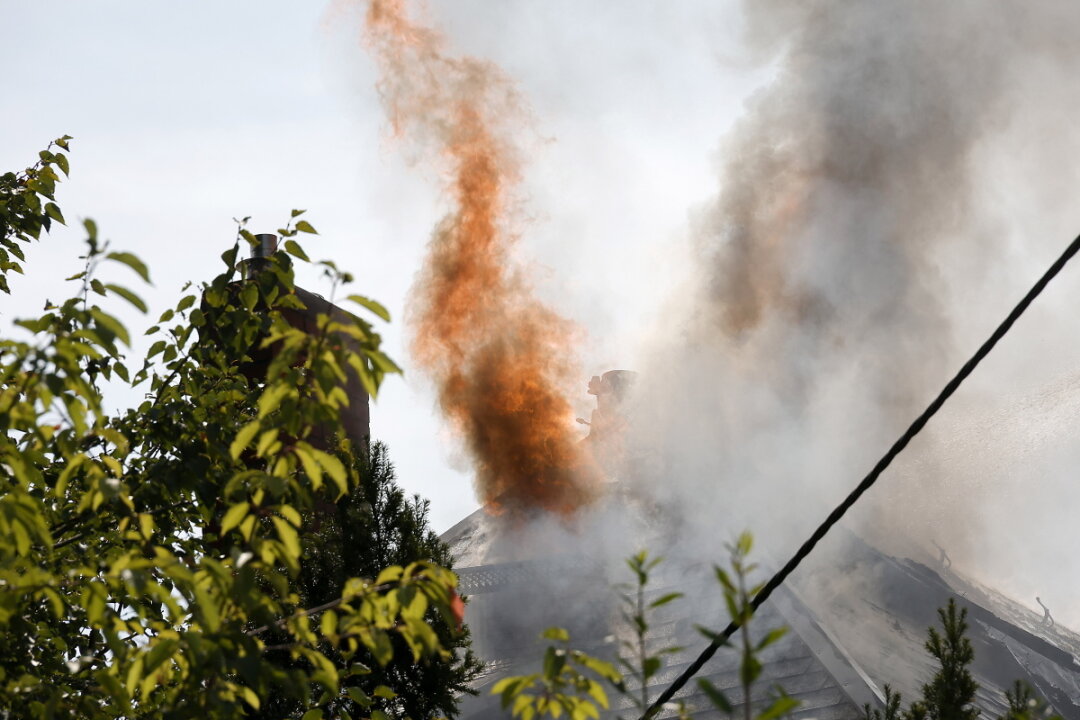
[362,0,598,516]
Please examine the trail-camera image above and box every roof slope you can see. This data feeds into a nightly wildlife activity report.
[444,512,1080,719]
[795,530,1080,719]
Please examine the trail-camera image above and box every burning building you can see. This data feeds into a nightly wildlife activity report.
[434,374,1080,720]
[441,506,1080,719]
[351,0,1080,717]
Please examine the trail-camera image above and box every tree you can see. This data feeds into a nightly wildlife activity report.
[915,600,979,720]
[862,600,1062,720]
[258,441,483,719]
[0,139,465,719]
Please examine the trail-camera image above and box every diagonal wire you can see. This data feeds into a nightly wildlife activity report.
[641,231,1080,720]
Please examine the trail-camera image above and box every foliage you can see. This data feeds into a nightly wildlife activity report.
[862,601,1061,720]
[618,551,683,716]
[914,600,979,720]
[696,533,797,720]
[864,686,904,720]
[496,536,797,720]
[491,627,622,720]
[257,441,483,720]
[0,140,461,719]
[0,135,70,295]
[999,680,1055,720]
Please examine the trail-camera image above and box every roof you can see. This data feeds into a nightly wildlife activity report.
[443,510,1080,719]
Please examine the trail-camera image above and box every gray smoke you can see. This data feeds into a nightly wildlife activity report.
[634,1,1080,624]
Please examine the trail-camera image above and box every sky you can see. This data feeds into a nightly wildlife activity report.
[0,1,759,532]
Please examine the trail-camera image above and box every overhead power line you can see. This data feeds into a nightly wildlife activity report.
[641,231,1080,720]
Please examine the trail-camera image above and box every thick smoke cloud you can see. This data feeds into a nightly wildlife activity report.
[639,1,1080,623]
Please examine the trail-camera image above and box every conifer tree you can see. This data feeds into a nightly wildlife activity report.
[917,600,979,720]
[256,441,482,720]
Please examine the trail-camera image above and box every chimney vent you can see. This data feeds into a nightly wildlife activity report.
[242,233,278,279]
[253,233,278,258]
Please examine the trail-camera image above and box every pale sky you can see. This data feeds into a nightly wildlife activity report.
[0,1,756,532]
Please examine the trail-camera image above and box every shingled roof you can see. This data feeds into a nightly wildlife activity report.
[442,510,1080,719]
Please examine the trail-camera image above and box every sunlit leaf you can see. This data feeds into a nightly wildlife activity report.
[106,251,150,283]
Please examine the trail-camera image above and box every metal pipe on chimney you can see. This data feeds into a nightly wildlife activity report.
[242,233,278,279]
[253,233,278,258]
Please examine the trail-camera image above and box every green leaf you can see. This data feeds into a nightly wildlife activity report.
[54,153,70,177]
[347,294,391,322]
[370,630,393,666]
[221,502,249,535]
[695,624,729,646]
[104,284,148,313]
[240,283,258,311]
[649,592,683,609]
[138,513,154,540]
[374,566,403,586]
[230,420,260,460]
[125,655,145,696]
[45,202,65,225]
[300,711,324,720]
[542,646,566,679]
[373,685,397,699]
[284,240,310,261]
[143,638,179,675]
[11,520,30,556]
[755,627,788,651]
[221,244,239,270]
[698,679,733,712]
[258,383,292,418]
[736,531,753,557]
[346,687,370,706]
[291,209,306,217]
[741,653,763,686]
[294,444,323,491]
[584,679,609,710]
[240,686,260,710]
[256,428,279,457]
[271,516,301,559]
[321,609,337,638]
[757,693,799,720]
[279,504,301,528]
[295,220,317,234]
[574,654,621,684]
[90,307,131,346]
[106,251,150,283]
[541,627,569,642]
[311,448,347,497]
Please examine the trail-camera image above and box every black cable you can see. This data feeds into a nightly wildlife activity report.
[641,231,1080,720]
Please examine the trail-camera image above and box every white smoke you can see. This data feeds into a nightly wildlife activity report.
[634,0,1080,628]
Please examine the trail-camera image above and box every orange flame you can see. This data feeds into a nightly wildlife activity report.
[363,0,598,517]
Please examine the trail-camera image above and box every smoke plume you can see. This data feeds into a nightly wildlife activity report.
[642,1,1080,594]
[362,0,598,517]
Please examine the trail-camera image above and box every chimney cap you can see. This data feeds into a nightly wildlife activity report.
[252,233,278,259]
